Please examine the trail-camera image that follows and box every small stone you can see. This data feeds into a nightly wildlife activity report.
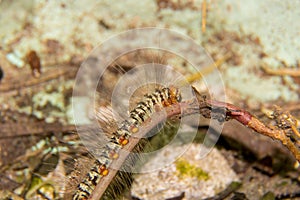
[131,143,239,199]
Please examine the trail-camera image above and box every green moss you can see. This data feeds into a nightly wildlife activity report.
[28,176,43,191]
[260,192,275,200]
[175,158,209,181]
[275,180,288,188]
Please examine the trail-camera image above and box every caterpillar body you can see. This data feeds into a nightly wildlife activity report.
[72,86,182,200]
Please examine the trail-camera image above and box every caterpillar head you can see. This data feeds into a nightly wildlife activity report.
[169,86,182,104]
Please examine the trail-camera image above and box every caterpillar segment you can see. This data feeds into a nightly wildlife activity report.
[72,87,182,200]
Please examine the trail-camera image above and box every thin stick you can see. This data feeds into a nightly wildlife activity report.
[90,88,300,199]
[201,0,207,33]
[0,121,76,138]
[0,65,77,93]
[183,53,231,85]
[193,87,300,162]
[261,64,300,77]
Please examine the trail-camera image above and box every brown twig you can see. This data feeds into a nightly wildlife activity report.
[0,110,76,138]
[182,53,231,85]
[261,64,300,77]
[201,0,207,33]
[192,87,300,162]
[89,87,300,199]
[0,65,77,93]
[0,122,76,139]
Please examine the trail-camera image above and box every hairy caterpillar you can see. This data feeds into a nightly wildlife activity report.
[70,28,223,199]
[72,86,182,200]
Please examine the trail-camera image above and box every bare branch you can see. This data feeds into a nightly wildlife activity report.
[89,87,300,199]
